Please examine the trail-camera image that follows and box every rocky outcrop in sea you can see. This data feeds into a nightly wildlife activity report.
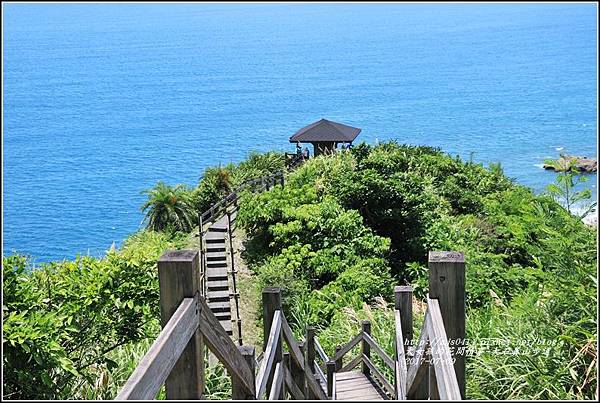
[543,155,597,173]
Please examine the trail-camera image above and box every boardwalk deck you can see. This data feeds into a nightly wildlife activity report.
[335,371,388,401]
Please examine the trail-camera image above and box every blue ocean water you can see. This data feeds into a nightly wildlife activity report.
[3,3,597,263]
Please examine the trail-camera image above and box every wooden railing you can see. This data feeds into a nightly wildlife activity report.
[115,250,255,400]
[115,249,465,401]
[257,288,328,400]
[320,251,466,401]
[398,251,466,400]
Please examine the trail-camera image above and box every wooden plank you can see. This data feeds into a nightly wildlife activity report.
[156,250,204,399]
[337,392,385,401]
[406,311,430,398]
[306,362,328,400]
[268,363,284,400]
[361,321,371,376]
[427,298,461,400]
[255,310,282,398]
[307,327,317,372]
[115,297,198,400]
[331,332,363,363]
[332,372,337,400]
[284,363,304,400]
[314,338,330,363]
[362,332,395,371]
[336,370,368,381]
[327,361,335,398]
[428,251,466,398]
[281,314,305,371]
[314,360,327,383]
[197,294,255,397]
[340,354,363,373]
[232,345,256,400]
[395,310,408,400]
[262,288,283,399]
[362,355,395,397]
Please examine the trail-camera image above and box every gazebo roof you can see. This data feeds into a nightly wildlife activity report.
[289,119,361,143]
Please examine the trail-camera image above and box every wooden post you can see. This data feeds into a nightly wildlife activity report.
[428,251,466,399]
[326,360,336,398]
[395,286,413,354]
[297,341,307,398]
[361,321,371,376]
[157,250,204,399]
[305,327,316,400]
[263,288,283,399]
[395,285,413,399]
[334,345,343,371]
[232,345,256,400]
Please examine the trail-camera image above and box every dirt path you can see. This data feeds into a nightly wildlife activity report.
[231,226,263,354]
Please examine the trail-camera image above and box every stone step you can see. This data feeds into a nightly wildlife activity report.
[206,246,226,253]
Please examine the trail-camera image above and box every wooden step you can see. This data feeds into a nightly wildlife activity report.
[214,311,231,321]
[206,254,227,261]
[220,319,233,334]
[207,280,229,291]
[207,290,231,302]
[205,237,226,244]
[208,226,228,233]
[206,260,227,269]
[206,246,226,253]
[207,267,228,278]
[209,301,231,312]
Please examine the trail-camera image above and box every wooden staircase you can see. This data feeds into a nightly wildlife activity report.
[204,213,236,337]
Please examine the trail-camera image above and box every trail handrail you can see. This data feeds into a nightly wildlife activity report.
[116,251,255,400]
[115,297,198,400]
[255,310,282,398]
[325,329,396,398]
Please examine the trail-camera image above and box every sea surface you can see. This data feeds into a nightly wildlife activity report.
[3,3,598,263]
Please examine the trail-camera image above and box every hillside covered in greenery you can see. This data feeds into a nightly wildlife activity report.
[3,142,597,400]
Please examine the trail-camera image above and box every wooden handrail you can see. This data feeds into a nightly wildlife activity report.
[394,309,408,400]
[116,297,198,400]
[314,338,329,363]
[284,363,304,400]
[406,312,430,397]
[362,332,395,371]
[361,354,395,397]
[340,354,362,373]
[268,362,284,400]
[199,170,285,225]
[197,293,256,396]
[280,315,327,399]
[330,331,363,363]
[427,298,461,400]
[256,310,282,398]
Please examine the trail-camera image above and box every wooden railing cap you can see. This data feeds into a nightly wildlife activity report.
[263,286,282,294]
[158,249,199,262]
[428,251,465,263]
[395,285,413,293]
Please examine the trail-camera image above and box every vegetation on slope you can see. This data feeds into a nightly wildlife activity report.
[236,142,597,399]
[2,144,596,399]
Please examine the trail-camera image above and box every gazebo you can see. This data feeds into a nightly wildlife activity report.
[289,118,361,157]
